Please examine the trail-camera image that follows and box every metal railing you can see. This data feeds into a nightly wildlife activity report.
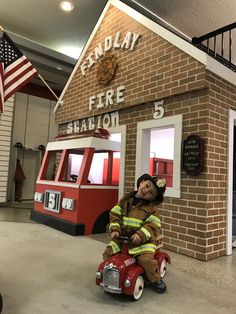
[192,22,236,72]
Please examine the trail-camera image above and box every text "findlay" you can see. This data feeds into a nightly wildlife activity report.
[80,31,141,76]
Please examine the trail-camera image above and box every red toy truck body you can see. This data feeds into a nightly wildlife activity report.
[96,235,171,300]
[31,136,120,235]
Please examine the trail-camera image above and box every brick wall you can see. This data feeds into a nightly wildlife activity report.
[160,72,235,261]
[56,5,206,124]
[55,5,236,260]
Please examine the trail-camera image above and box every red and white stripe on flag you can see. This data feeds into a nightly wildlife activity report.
[0,32,38,113]
[4,55,37,101]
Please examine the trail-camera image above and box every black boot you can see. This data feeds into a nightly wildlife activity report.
[151,279,167,293]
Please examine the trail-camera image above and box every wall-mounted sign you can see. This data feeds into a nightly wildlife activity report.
[82,31,142,113]
[89,85,125,111]
[67,111,119,134]
[80,31,141,76]
[182,135,204,175]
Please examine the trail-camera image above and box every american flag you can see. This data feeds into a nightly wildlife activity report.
[0,32,38,113]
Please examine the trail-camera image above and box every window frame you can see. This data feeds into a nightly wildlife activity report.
[135,114,182,198]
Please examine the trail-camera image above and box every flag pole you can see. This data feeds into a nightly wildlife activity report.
[37,73,59,101]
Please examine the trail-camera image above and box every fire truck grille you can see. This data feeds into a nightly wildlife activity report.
[103,268,120,288]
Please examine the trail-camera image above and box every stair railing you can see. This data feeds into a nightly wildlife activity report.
[192,22,236,72]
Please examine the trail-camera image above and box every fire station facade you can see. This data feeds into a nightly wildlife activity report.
[54,0,236,261]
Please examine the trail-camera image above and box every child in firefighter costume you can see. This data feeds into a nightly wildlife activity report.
[103,173,167,293]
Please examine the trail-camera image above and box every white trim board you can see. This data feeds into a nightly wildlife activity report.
[46,136,120,152]
[226,109,236,255]
[108,124,126,199]
[36,181,119,189]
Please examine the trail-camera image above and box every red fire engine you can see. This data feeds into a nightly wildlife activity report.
[31,132,120,235]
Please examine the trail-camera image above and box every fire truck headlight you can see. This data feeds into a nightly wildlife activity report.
[34,192,43,203]
[124,279,131,287]
[96,271,102,279]
[62,198,74,210]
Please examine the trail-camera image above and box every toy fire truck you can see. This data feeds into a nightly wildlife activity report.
[31,130,120,235]
[96,235,171,301]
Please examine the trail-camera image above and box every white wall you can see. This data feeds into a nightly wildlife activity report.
[13,94,57,149]
[8,93,58,202]
[0,97,14,203]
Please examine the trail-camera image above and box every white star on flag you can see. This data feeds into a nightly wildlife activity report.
[0,32,37,113]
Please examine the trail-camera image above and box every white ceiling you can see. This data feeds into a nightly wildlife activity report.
[136,0,236,39]
[0,0,107,59]
[0,0,235,89]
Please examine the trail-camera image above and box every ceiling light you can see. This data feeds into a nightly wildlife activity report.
[60,1,75,12]
[58,46,82,59]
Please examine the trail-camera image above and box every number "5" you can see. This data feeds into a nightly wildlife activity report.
[48,193,56,209]
[153,100,164,119]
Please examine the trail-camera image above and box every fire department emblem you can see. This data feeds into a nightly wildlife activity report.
[97,53,118,85]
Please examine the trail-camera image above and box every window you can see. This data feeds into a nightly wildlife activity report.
[150,127,174,187]
[40,150,61,181]
[39,147,120,185]
[135,115,182,198]
[68,151,84,182]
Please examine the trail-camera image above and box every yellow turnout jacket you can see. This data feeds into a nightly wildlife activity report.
[108,192,161,256]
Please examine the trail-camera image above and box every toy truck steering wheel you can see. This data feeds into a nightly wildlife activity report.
[117,235,133,242]
[70,174,78,182]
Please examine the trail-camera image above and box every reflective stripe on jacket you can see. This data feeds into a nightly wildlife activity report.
[108,192,161,255]
[107,240,121,254]
[129,243,157,255]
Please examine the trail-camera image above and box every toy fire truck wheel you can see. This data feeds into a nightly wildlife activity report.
[131,275,144,301]
[160,259,168,278]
